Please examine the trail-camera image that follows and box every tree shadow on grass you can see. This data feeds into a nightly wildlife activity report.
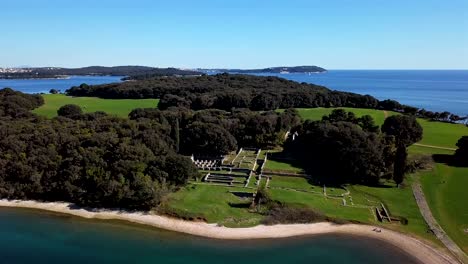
[228,202,252,209]
[305,174,394,189]
[433,154,468,167]
[267,151,305,172]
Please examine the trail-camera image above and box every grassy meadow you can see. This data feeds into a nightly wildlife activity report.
[163,184,262,227]
[33,94,159,118]
[419,163,468,253]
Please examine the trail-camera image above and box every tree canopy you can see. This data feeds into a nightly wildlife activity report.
[454,136,468,166]
[381,115,423,186]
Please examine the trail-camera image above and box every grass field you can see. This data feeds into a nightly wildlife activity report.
[269,188,374,223]
[263,159,303,173]
[348,180,438,243]
[416,119,468,149]
[294,107,395,126]
[268,176,314,190]
[419,164,468,253]
[33,94,159,118]
[164,184,261,227]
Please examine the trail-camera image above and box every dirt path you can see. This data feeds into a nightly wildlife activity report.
[412,182,467,263]
[413,143,456,151]
[383,110,389,118]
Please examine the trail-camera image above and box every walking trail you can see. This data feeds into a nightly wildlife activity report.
[412,182,467,263]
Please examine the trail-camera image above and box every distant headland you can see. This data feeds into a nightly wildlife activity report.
[0,65,327,80]
[0,66,202,80]
[200,65,327,74]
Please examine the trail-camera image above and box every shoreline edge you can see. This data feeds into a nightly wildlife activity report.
[0,199,458,264]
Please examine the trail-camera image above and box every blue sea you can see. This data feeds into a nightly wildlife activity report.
[0,75,123,94]
[253,70,468,116]
[0,208,420,264]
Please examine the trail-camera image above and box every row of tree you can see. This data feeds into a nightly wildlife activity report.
[379,99,466,123]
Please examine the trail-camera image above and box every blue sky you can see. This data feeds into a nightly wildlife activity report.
[2,0,467,69]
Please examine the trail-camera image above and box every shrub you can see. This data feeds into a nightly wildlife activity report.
[57,104,82,117]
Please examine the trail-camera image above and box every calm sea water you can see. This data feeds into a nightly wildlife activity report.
[0,208,419,264]
[0,75,123,94]
[253,70,468,116]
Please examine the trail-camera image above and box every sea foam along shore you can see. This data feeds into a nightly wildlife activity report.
[0,199,458,264]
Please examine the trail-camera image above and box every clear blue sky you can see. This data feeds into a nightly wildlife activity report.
[2,0,467,69]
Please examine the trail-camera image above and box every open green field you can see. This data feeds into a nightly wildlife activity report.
[33,94,159,118]
[420,164,468,253]
[294,107,395,126]
[416,119,468,149]
[269,188,374,223]
[268,176,314,191]
[266,173,438,243]
[264,159,303,173]
[348,179,438,243]
[164,184,261,227]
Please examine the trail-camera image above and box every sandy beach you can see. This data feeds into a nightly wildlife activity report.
[0,199,458,264]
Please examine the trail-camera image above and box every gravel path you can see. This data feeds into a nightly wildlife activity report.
[412,182,467,263]
[413,143,456,151]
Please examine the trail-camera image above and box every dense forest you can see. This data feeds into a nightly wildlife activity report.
[0,89,200,210]
[0,66,201,79]
[67,74,384,111]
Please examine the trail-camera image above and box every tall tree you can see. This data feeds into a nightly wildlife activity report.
[171,118,180,153]
[454,136,468,166]
[381,115,423,186]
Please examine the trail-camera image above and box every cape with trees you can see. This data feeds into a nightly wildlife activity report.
[66,73,464,122]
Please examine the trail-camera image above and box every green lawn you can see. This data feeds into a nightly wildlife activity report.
[264,159,304,173]
[416,119,468,149]
[164,184,261,227]
[348,179,438,243]
[420,164,468,253]
[33,94,159,118]
[269,189,373,223]
[268,176,315,191]
[263,150,304,173]
[294,107,395,126]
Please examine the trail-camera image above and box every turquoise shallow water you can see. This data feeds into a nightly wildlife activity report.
[0,208,420,264]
